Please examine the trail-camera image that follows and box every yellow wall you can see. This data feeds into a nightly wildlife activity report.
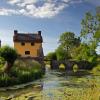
[14,42,42,57]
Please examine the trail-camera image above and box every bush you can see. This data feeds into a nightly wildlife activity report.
[14,59,41,71]
[0,59,5,73]
[0,59,44,87]
[45,52,57,60]
[92,64,100,74]
[0,74,12,87]
[0,57,5,65]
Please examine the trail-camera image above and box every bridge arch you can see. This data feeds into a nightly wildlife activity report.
[50,60,93,71]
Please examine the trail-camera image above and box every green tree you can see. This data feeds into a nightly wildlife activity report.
[81,8,100,47]
[59,32,80,56]
[45,52,57,60]
[0,46,18,73]
[56,45,69,61]
[71,43,97,62]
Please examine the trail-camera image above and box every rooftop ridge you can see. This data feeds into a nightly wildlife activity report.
[13,30,43,43]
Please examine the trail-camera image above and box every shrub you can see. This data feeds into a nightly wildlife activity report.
[0,46,18,73]
[0,57,5,72]
[92,64,100,74]
[0,59,44,87]
[0,74,11,87]
[14,59,41,71]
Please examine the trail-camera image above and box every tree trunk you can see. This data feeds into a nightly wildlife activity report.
[4,61,13,73]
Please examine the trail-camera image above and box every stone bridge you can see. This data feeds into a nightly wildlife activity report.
[50,60,94,71]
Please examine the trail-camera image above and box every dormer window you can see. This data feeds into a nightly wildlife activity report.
[21,42,25,46]
[31,42,34,46]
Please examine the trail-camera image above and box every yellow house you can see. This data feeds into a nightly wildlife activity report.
[13,30,44,59]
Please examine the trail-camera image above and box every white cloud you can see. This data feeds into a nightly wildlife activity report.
[17,0,37,7]
[0,0,83,18]
[8,0,38,7]
[24,3,67,18]
[8,0,20,5]
[0,8,18,15]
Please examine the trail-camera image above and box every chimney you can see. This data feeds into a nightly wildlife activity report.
[14,30,18,35]
[38,31,41,36]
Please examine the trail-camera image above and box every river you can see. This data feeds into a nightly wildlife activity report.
[0,66,100,100]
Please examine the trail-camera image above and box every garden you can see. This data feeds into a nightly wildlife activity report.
[0,46,44,87]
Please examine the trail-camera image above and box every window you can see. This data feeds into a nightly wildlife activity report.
[25,51,30,55]
[31,42,34,46]
[21,42,25,46]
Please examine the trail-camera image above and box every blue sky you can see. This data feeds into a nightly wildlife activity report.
[0,0,100,55]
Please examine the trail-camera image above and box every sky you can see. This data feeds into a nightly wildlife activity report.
[0,0,100,55]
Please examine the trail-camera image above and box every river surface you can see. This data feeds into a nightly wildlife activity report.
[0,67,100,100]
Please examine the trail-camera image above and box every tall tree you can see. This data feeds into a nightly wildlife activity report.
[81,7,100,47]
[59,32,80,55]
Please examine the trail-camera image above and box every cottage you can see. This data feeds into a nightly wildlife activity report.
[13,30,44,59]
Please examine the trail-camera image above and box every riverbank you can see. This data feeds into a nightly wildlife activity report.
[0,68,100,100]
[0,59,44,87]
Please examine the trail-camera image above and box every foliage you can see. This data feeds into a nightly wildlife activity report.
[0,46,18,64]
[0,57,5,71]
[58,32,81,59]
[0,46,18,73]
[0,73,12,87]
[56,45,69,60]
[71,43,97,62]
[45,52,57,60]
[59,32,80,53]
[92,58,100,74]
[14,59,41,71]
[0,57,5,65]
[0,59,44,87]
[92,64,100,74]
[81,8,100,48]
